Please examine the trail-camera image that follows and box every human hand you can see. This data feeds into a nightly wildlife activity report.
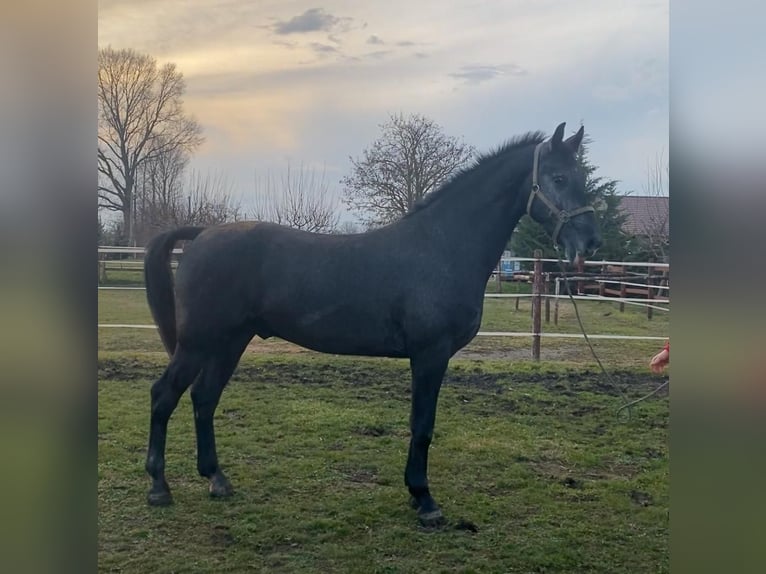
[650,348,669,374]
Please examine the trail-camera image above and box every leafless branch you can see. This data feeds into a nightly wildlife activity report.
[97,46,203,243]
[341,112,474,227]
[252,161,340,233]
[637,151,670,260]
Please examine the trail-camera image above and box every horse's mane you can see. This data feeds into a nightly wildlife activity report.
[406,131,546,216]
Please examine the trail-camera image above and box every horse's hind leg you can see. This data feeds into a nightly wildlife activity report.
[146,346,204,506]
[190,333,251,499]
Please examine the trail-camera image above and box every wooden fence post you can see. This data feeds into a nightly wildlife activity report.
[532,249,542,360]
[619,281,627,312]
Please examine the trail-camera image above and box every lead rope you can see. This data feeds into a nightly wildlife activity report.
[553,251,668,419]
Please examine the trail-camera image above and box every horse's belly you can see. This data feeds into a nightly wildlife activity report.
[264,304,407,358]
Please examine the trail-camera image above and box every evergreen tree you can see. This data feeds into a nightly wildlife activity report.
[510,135,629,261]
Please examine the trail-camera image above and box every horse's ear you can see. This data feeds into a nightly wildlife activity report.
[551,122,566,147]
[564,125,585,153]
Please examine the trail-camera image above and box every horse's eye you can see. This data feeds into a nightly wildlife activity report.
[553,174,567,185]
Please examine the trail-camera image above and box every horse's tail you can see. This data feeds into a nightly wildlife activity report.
[144,226,206,357]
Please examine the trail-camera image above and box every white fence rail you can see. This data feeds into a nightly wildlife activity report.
[97,246,669,267]
[96,323,666,341]
[97,248,669,353]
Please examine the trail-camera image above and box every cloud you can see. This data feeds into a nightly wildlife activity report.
[449,64,527,85]
[363,50,391,60]
[310,42,339,56]
[272,8,343,35]
[98,0,668,208]
[272,39,297,50]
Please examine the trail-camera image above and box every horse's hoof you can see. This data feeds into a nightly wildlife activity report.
[209,474,234,498]
[147,489,173,507]
[418,508,446,528]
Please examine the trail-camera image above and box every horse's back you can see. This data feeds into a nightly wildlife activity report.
[171,222,410,349]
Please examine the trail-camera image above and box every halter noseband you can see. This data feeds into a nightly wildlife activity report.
[526,141,595,247]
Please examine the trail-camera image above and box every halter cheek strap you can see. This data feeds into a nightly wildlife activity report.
[527,141,595,247]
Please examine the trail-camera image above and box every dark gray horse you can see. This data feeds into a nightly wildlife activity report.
[143,122,601,526]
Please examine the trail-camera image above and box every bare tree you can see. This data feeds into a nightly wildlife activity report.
[638,152,670,260]
[134,142,188,232]
[341,113,475,227]
[182,170,243,227]
[252,161,340,233]
[98,46,203,244]
[132,169,242,245]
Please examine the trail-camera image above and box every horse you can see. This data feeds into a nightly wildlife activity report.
[143,122,601,526]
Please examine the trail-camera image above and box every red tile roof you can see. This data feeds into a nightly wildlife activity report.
[618,195,669,236]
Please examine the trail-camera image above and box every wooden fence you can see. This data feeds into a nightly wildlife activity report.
[98,247,669,360]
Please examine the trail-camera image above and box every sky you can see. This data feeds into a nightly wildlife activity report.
[98,0,669,221]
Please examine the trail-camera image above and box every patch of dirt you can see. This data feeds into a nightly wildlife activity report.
[453,519,479,533]
[527,459,572,481]
[352,424,390,437]
[99,351,662,402]
[526,457,640,484]
[222,408,245,421]
[629,490,654,507]
[562,477,583,489]
[210,524,236,547]
[644,447,666,460]
[571,405,600,417]
[443,371,509,392]
[334,464,385,486]
[99,357,164,381]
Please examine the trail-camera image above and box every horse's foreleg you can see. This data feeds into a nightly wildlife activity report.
[146,347,203,506]
[406,345,450,526]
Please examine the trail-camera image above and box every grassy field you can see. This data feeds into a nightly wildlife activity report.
[98,284,669,573]
[99,354,668,573]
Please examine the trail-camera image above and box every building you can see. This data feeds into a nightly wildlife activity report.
[617,195,669,237]
[617,194,669,261]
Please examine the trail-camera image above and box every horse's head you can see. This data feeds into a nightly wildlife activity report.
[526,122,602,263]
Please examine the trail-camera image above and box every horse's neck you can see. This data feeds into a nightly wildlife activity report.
[412,165,529,280]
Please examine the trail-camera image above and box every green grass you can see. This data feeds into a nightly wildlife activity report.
[99,353,668,573]
[99,268,145,286]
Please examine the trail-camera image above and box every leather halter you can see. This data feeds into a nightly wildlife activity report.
[526,141,595,247]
